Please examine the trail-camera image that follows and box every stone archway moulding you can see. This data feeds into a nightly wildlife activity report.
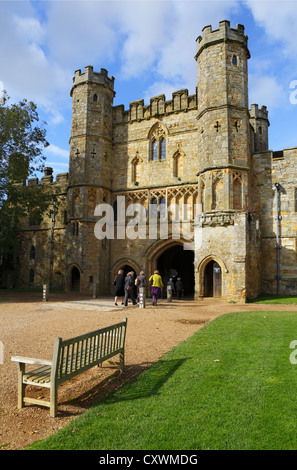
[197,255,228,274]
[146,238,192,278]
[110,258,141,288]
[196,255,228,298]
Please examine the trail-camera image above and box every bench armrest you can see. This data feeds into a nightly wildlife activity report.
[11,356,53,366]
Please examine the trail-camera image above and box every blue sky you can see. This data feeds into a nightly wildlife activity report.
[1,0,297,179]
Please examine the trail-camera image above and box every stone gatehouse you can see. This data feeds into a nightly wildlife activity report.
[9,20,297,302]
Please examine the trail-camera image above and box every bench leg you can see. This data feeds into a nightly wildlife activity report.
[120,351,125,373]
[17,363,26,409]
[50,383,58,417]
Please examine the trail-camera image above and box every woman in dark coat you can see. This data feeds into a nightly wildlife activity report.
[113,269,125,306]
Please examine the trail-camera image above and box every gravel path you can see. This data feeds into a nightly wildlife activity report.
[1,291,296,450]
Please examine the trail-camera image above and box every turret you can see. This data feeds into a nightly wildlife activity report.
[195,20,251,212]
[69,66,115,187]
[249,104,269,153]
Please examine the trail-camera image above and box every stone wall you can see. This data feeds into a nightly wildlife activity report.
[253,148,297,294]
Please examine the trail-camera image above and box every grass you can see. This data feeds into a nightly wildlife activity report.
[27,310,297,450]
[251,294,297,304]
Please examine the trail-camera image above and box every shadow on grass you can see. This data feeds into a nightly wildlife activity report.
[58,358,188,416]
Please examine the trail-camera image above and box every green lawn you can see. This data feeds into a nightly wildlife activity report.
[28,310,297,450]
[251,294,297,304]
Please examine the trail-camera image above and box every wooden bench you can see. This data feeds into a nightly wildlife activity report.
[11,318,127,417]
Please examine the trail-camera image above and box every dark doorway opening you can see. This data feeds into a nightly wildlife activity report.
[121,265,137,278]
[157,245,194,298]
[204,260,221,297]
[70,266,80,292]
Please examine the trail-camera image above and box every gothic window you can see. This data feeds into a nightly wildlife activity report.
[232,54,238,66]
[149,123,167,161]
[30,245,35,260]
[160,138,166,160]
[93,94,98,103]
[152,140,158,161]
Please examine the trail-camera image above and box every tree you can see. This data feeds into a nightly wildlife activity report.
[0,92,52,266]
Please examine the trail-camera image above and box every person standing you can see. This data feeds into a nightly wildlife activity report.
[136,271,148,289]
[166,277,175,302]
[124,272,137,307]
[113,269,124,306]
[136,271,148,307]
[149,270,163,306]
[175,277,184,300]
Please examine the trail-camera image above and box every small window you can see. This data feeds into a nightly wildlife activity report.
[30,245,35,260]
[29,269,34,283]
[72,222,79,236]
[259,126,262,135]
[232,55,237,66]
[93,94,98,103]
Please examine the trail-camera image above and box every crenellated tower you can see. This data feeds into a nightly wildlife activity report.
[195,20,251,212]
[66,66,115,294]
[194,21,261,302]
[69,66,115,188]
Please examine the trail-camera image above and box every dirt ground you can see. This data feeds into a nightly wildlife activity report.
[1,290,296,451]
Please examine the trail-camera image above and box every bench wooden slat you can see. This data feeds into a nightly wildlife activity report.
[11,318,127,417]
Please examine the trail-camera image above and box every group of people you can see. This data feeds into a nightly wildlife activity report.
[113,269,184,307]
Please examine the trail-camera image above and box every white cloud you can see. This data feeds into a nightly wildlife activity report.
[44,144,69,160]
[245,0,297,55]
[249,74,287,109]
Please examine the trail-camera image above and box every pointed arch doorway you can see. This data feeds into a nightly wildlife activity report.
[204,260,221,298]
[70,266,80,292]
[147,240,195,298]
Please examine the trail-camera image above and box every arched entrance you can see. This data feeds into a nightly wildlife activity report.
[121,264,136,278]
[70,266,80,292]
[204,260,221,297]
[110,259,140,293]
[153,243,194,298]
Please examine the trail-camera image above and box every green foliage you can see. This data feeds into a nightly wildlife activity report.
[28,311,297,450]
[0,92,51,261]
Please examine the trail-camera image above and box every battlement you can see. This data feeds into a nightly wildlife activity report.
[195,20,250,59]
[70,65,115,96]
[27,167,69,188]
[249,103,269,121]
[113,88,197,124]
